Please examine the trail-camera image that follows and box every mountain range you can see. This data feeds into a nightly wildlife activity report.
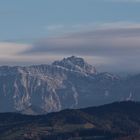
[0,56,140,114]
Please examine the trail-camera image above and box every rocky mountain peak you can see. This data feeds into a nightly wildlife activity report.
[52,56,97,74]
[0,56,138,115]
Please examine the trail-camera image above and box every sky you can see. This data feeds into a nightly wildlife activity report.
[0,0,140,73]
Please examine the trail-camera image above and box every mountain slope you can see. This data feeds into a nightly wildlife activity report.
[0,56,139,114]
[0,101,140,140]
[0,56,118,114]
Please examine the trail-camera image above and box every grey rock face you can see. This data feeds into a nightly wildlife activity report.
[0,56,139,114]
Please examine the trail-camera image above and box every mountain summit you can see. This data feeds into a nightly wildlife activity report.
[52,56,97,74]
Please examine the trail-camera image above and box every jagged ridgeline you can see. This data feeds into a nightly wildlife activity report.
[0,56,139,114]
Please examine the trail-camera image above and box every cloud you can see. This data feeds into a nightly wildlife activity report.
[1,22,140,73]
[0,42,32,65]
[0,42,30,55]
[45,22,140,37]
[25,22,140,56]
[0,42,72,66]
[23,22,140,73]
